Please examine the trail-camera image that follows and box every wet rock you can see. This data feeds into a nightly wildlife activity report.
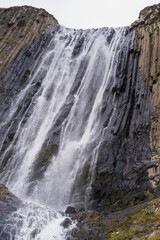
[0,3,160,218]
[65,206,77,215]
[69,198,160,239]
[0,184,22,222]
[61,218,72,229]
[72,203,85,213]
[72,36,84,57]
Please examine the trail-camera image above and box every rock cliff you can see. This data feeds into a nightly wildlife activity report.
[0,3,160,240]
[0,3,159,215]
[132,3,160,192]
[0,6,58,141]
[0,6,58,79]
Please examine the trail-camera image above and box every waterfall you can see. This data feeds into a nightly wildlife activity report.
[0,25,134,239]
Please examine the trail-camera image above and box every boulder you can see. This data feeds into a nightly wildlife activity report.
[0,184,22,221]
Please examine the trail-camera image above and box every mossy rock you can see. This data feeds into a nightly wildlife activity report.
[38,144,59,162]
[107,199,160,240]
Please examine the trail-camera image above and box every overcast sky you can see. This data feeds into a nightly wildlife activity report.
[0,0,159,29]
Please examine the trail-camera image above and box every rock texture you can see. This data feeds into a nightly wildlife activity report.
[0,6,58,79]
[0,184,22,238]
[89,36,152,211]
[0,184,21,214]
[0,3,159,218]
[0,6,58,160]
[132,3,160,191]
[68,197,160,239]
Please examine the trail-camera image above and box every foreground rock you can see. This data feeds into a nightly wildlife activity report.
[0,184,22,218]
[2,185,160,239]
[0,184,22,239]
[67,198,160,239]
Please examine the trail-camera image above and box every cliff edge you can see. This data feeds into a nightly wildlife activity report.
[0,6,58,79]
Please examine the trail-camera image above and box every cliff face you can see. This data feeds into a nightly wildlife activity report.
[132,3,160,190]
[0,6,58,140]
[0,6,58,79]
[0,4,159,215]
[0,4,160,239]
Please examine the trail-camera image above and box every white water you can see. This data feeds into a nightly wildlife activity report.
[0,25,133,239]
[3,201,74,240]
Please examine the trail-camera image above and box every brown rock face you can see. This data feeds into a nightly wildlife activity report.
[132,4,160,189]
[0,6,58,79]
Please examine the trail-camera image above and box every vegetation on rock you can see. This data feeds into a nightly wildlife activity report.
[68,198,160,239]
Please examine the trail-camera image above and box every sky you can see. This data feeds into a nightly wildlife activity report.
[0,0,159,29]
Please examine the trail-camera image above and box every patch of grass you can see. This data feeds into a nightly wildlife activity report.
[108,199,160,240]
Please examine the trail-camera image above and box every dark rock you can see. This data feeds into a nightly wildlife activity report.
[0,4,160,220]
[0,184,22,222]
[106,28,115,44]
[7,22,14,27]
[61,218,72,229]
[17,19,26,27]
[72,36,84,57]
[65,206,77,215]
[72,203,85,213]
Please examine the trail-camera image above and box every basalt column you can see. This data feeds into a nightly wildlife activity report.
[132,3,160,192]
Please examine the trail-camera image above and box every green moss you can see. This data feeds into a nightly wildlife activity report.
[39,144,58,162]
[78,213,86,222]
[110,192,120,203]
[148,237,160,240]
[108,190,138,211]
[99,175,109,181]
[88,212,101,227]
[130,197,136,207]
[108,227,144,240]
[144,190,154,200]
[108,199,160,240]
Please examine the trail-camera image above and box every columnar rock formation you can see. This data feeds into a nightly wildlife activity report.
[132,3,160,190]
[0,4,159,214]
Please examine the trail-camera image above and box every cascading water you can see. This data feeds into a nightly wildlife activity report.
[0,25,134,239]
